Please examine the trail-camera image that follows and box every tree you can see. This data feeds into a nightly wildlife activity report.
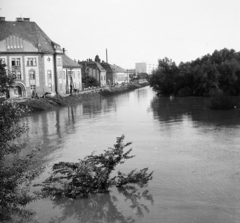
[0,63,44,221]
[82,75,99,88]
[36,135,153,199]
[149,58,179,96]
[149,49,240,97]
[0,64,15,98]
[94,55,101,63]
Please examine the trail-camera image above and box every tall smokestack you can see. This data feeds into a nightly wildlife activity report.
[106,49,108,63]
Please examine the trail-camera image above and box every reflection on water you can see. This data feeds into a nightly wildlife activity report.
[44,186,153,223]
[24,87,240,223]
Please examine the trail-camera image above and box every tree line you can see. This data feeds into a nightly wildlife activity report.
[149,48,240,97]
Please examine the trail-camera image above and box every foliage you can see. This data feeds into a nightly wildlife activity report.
[149,48,240,97]
[0,64,15,96]
[148,58,179,96]
[82,75,99,88]
[94,55,101,63]
[36,135,153,199]
[207,92,237,110]
[0,64,44,221]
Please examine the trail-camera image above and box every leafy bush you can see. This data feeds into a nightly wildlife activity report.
[36,135,153,199]
[0,63,45,221]
[207,93,237,110]
[0,101,45,221]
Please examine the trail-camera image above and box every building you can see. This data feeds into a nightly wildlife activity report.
[111,64,129,84]
[100,62,116,86]
[135,62,157,75]
[79,60,106,87]
[0,17,80,98]
[62,54,82,94]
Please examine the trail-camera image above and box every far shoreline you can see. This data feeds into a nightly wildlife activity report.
[18,82,150,113]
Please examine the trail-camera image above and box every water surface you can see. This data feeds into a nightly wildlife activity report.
[25,86,240,223]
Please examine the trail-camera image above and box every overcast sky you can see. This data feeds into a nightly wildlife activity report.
[1,0,240,68]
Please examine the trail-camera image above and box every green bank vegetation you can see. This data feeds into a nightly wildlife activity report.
[0,64,45,222]
[149,48,240,109]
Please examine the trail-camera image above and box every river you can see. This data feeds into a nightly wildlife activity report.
[24,86,240,223]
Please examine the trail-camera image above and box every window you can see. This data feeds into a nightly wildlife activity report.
[11,58,21,67]
[58,70,62,79]
[30,85,36,90]
[0,58,6,65]
[29,70,35,79]
[16,71,21,80]
[63,71,66,79]
[57,58,62,66]
[78,71,80,79]
[72,71,75,78]
[47,70,52,79]
[27,58,37,66]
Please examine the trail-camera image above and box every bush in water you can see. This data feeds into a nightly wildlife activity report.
[36,135,153,199]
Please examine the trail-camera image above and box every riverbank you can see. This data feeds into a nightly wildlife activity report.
[19,82,149,112]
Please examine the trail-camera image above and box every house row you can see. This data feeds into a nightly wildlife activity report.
[0,17,129,99]
[79,60,129,87]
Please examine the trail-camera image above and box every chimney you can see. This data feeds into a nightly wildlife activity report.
[0,17,5,21]
[16,17,23,22]
[63,48,65,54]
[23,18,30,21]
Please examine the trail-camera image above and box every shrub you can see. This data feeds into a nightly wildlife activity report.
[0,101,45,221]
[36,135,153,199]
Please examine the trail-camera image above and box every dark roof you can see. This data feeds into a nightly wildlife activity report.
[100,62,116,73]
[62,54,82,68]
[79,61,106,72]
[95,62,106,72]
[0,20,59,53]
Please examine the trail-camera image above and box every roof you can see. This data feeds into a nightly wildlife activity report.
[79,61,106,72]
[111,64,126,73]
[62,54,82,68]
[0,20,59,53]
[100,62,116,73]
[95,62,106,72]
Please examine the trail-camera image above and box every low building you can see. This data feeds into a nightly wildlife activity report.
[100,62,116,86]
[112,64,129,84]
[62,54,82,94]
[79,60,106,87]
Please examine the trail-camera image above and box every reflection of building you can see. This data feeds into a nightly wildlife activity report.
[135,62,157,75]
[0,17,81,98]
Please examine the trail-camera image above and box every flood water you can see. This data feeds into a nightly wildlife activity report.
[24,86,240,223]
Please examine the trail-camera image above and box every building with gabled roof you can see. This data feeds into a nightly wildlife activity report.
[0,17,80,98]
[62,54,82,94]
[111,64,129,84]
[100,62,116,86]
[79,60,106,87]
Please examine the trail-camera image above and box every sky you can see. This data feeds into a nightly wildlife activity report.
[1,0,240,69]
